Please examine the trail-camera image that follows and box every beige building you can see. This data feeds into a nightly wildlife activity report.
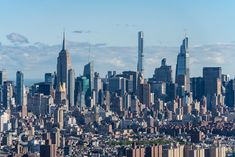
[163,144,184,157]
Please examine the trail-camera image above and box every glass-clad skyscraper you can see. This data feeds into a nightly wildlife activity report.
[83,61,94,107]
[175,37,190,92]
[16,71,24,106]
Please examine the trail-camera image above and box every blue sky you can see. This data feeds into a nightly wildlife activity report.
[0,1,235,80]
[1,0,235,46]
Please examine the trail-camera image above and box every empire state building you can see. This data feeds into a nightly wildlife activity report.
[57,32,72,91]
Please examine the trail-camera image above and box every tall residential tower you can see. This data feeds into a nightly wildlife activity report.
[68,68,75,109]
[137,31,144,75]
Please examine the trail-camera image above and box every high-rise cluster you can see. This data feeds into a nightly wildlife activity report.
[0,32,233,157]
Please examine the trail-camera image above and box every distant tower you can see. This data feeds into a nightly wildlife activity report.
[16,71,24,106]
[94,72,103,105]
[74,76,89,108]
[203,67,222,110]
[137,31,144,75]
[203,67,222,95]
[0,70,7,104]
[45,73,55,85]
[153,58,172,83]
[0,70,7,86]
[22,86,28,118]
[225,79,235,108]
[57,32,72,92]
[68,69,75,109]
[3,81,13,109]
[175,37,190,92]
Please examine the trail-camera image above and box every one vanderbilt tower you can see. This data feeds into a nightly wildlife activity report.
[175,37,190,93]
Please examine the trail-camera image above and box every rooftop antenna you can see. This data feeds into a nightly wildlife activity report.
[62,28,66,50]
[184,28,187,38]
[88,43,91,62]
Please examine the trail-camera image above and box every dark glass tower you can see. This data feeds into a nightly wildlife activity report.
[44,73,55,85]
[0,70,7,104]
[175,37,190,92]
[190,77,204,101]
[203,67,222,95]
[74,76,89,108]
[225,79,235,108]
[16,71,24,106]
[83,61,94,106]
[203,67,222,110]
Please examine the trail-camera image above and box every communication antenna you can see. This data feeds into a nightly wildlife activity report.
[184,28,188,38]
[88,44,91,62]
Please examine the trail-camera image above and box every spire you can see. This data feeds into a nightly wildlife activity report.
[62,31,65,50]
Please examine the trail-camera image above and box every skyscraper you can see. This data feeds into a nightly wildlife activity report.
[45,73,55,85]
[68,69,75,109]
[190,77,204,101]
[3,81,14,109]
[0,70,7,86]
[0,70,7,104]
[55,83,68,109]
[139,83,151,107]
[57,32,72,91]
[153,58,172,83]
[74,76,89,108]
[137,31,144,75]
[33,82,52,96]
[203,67,222,96]
[83,61,94,107]
[122,71,138,95]
[203,67,222,110]
[16,71,24,106]
[225,79,235,108]
[94,72,103,105]
[109,76,127,96]
[175,37,190,92]
[22,86,28,118]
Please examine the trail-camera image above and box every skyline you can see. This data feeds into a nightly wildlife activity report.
[1,1,235,79]
[1,1,235,156]
[0,34,235,80]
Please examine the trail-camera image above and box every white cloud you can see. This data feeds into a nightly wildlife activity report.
[103,57,126,68]
[206,53,225,64]
[189,57,199,64]
[6,33,29,44]
[0,40,234,79]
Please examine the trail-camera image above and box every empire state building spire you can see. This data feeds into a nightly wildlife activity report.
[62,31,66,50]
[57,32,72,91]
